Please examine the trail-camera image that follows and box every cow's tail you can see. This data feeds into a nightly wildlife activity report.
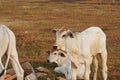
[0,25,12,77]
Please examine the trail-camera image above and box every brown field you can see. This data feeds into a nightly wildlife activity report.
[0,0,120,80]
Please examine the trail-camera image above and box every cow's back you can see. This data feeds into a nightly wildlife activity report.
[79,27,106,55]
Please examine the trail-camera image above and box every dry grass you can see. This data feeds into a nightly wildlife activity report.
[0,0,120,80]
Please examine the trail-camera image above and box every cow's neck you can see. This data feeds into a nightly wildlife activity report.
[65,37,81,55]
[58,57,69,67]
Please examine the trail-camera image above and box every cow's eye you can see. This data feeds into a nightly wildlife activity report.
[54,53,57,55]
[60,53,65,57]
[62,34,66,37]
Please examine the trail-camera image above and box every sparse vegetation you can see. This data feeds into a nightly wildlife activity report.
[0,0,120,80]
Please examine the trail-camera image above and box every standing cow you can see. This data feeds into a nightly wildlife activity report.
[52,27,107,80]
[0,24,24,80]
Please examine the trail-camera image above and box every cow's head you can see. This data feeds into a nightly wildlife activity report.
[52,27,74,50]
[46,49,68,65]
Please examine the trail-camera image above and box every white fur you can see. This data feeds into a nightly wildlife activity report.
[53,27,108,80]
[0,24,24,80]
[47,50,85,80]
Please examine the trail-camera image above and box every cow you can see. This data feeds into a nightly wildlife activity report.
[52,27,107,80]
[0,24,24,80]
[47,49,85,80]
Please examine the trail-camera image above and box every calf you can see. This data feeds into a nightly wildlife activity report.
[52,27,107,80]
[47,49,85,80]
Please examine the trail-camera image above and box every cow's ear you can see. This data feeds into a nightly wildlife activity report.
[71,61,77,68]
[52,29,57,34]
[46,50,50,55]
[69,55,78,68]
[67,31,74,38]
[59,53,65,57]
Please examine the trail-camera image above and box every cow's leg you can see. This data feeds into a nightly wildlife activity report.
[101,50,107,80]
[0,58,6,80]
[0,58,4,72]
[10,49,24,80]
[93,56,98,80]
[84,57,92,80]
[71,62,77,80]
[71,67,77,80]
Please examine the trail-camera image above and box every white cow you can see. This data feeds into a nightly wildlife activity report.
[0,24,24,80]
[47,49,85,80]
[52,27,107,80]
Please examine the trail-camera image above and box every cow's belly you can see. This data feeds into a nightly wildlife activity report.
[0,30,9,56]
[90,40,101,55]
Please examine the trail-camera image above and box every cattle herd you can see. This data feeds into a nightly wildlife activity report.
[0,24,108,80]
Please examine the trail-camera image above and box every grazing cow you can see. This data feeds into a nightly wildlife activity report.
[52,27,107,80]
[47,49,85,80]
[0,24,24,80]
